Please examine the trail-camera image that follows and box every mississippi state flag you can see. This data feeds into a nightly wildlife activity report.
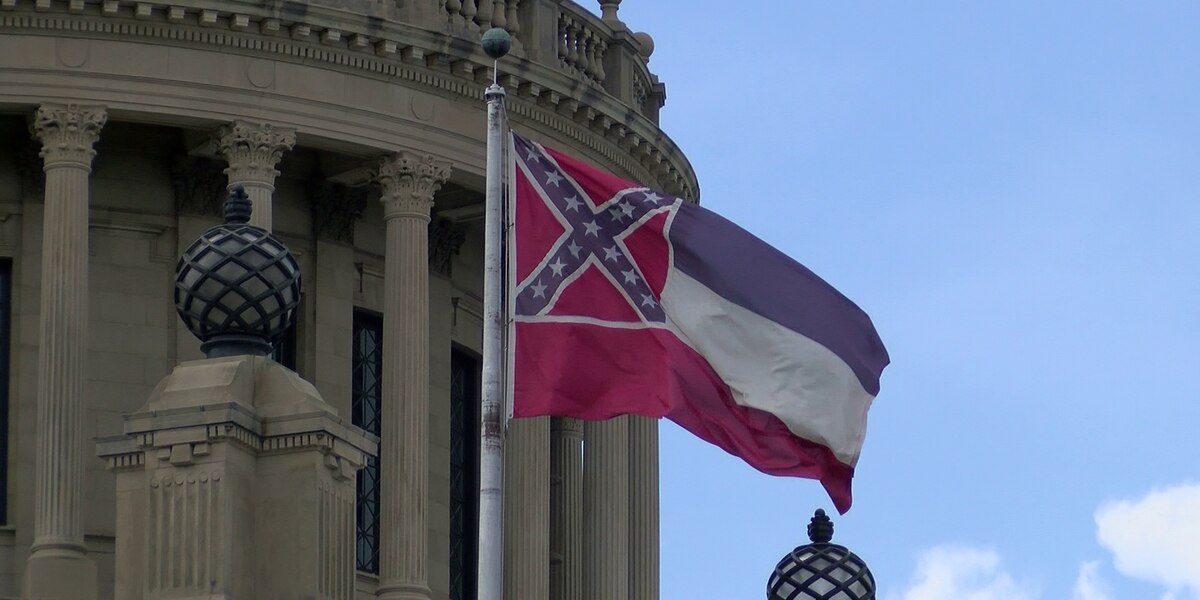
[509,133,889,512]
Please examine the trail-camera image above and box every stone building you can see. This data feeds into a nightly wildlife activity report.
[0,0,697,598]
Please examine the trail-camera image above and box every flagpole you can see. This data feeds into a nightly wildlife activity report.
[478,27,511,600]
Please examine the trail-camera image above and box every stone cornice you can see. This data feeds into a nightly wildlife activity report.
[29,103,107,170]
[375,151,452,221]
[0,2,697,200]
[212,120,296,185]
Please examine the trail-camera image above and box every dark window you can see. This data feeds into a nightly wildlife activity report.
[449,347,480,600]
[352,311,383,573]
[0,260,9,524]
[271,320,297,371]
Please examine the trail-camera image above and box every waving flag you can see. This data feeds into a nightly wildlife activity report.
[508,133,889,512]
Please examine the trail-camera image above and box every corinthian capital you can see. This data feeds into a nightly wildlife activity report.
[213,120,296,185]
[29,103,107,169]
[375,151,452,221]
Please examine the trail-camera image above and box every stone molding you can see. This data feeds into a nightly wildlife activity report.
[29,103,107,170]
[312,181,369,244]
[376,151,452,221]
[428,217,466,276]
[213,120,297,186]
[0,3,697,199]
[172,155,226,217]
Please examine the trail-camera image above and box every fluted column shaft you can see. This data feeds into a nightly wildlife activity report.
[25,102,105,600]
[504,417,550,600]
[550,417,584,600]
[583,417,629,600]
[628,416,659,600]
[375,151,451,600]
[214,120,296,230]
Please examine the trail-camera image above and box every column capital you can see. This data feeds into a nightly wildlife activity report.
[375,151,452,221]
[213,120,296,186]
[29,103,107,170]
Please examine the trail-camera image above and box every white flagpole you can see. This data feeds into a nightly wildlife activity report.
[478,28,511,600]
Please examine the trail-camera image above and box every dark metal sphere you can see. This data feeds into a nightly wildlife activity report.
[481,27,512,59]
[174,186,302,358]
[767,510,876,600]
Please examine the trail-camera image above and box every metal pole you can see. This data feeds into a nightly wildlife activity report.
[478,78,507,600]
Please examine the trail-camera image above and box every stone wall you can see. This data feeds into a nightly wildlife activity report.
[0,116,486,599]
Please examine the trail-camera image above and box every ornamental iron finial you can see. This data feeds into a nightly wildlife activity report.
[223,185,252,224]
[767,508,875,600]
[807,508,834,544]
[175,187,302,359]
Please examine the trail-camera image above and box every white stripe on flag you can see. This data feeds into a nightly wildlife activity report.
[661,271,875,466]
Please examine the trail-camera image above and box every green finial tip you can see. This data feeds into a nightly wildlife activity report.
[482,27,512,60]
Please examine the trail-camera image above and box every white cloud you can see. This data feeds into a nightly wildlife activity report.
[1095,483,1200,600]
[1072,561,1112,600]
[888,546,1037,600]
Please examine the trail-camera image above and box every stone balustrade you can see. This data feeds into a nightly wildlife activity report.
[0,0,695,198]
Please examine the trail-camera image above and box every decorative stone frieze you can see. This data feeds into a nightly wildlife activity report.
[0,0,699,199]
[172,155,227,217]
[428,217,466,276]
[312,181,368,243]
[376,151,453,221]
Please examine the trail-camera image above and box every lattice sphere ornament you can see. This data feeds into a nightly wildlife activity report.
[766,510,876,600]
[175,186,301,357]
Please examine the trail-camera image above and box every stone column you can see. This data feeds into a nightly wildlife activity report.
[213,120,296,231]
[583,417,630,600]
[628,416,659,600]
[504,417,550,600]
[374,151,451,600]
[550,417,584,600]
[23,102,106,600]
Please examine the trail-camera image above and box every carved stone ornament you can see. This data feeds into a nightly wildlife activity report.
[375,151,452,220]
[312,181,368,243]
[29,103,107,169]
[172,156,227,217]
[428,217,466,276]
[212,120,297,185]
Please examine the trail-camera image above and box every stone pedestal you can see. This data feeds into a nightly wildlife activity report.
[96,356,376,599]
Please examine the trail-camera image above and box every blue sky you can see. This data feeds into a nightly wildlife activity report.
[606,2,1200,599]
